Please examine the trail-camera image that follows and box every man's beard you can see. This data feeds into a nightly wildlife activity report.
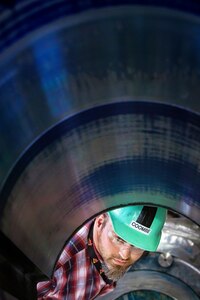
[101,260,129,281]
[98,234,130,281]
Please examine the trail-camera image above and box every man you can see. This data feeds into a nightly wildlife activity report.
[37,205,166,299]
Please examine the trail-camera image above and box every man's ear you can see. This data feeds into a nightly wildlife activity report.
[95,213,107,229]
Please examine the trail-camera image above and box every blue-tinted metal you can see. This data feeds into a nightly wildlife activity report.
[1,6,200,192]
[1,101,200,277]
[0,1,200,279]
[33,34,71,118]
[1,101,200,215]
[1,1,200,53]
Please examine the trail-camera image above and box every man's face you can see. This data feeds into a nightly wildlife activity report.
[96,215,145,281]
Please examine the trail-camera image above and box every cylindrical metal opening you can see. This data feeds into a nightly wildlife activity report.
[0,2,199,298]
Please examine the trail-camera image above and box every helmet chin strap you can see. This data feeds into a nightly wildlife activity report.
[87,220,113,284]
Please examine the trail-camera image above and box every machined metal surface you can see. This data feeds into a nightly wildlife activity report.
[1,5,200,192]
[1,101,200,278]
[0,0,199,292]
[99,269,200,300]
[158,213,200,269]
[158,252,173,268]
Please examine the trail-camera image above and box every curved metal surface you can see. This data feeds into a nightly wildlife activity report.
[1,101,200,278]
[158,213,200,268]
[0,0,199,281]
[1,5,200,191]
[1,1,200,54]
[99,269,199,300]
[116,291,173,300]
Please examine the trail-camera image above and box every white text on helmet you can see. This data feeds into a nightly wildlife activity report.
[130,221,151,235]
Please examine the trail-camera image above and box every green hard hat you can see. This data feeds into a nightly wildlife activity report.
[108,205,167,252]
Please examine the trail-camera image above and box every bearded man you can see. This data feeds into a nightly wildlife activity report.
[37,205,166,299]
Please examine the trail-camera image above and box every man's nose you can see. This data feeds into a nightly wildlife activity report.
[119,245,131,259]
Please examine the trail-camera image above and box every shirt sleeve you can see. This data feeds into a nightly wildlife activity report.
[37,240,74,299]
[36,221,116,299]
[37,264,67,299]
[37,246,89,299]
[37,279,55,299]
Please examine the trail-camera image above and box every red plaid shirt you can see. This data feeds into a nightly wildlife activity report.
[37,221,116,299]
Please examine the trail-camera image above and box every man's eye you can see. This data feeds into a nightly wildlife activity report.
[115,237,124,244]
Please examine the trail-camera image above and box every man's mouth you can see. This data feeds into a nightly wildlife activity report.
[112,258,129,266]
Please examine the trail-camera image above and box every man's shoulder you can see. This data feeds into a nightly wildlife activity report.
[57,219,94,265]
[76,219,93,238]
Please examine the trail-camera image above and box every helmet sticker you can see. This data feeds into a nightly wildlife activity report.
[130,220,152,235]
[136,206,157,228]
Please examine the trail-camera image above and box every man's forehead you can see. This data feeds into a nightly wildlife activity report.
[106,216,127,241]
